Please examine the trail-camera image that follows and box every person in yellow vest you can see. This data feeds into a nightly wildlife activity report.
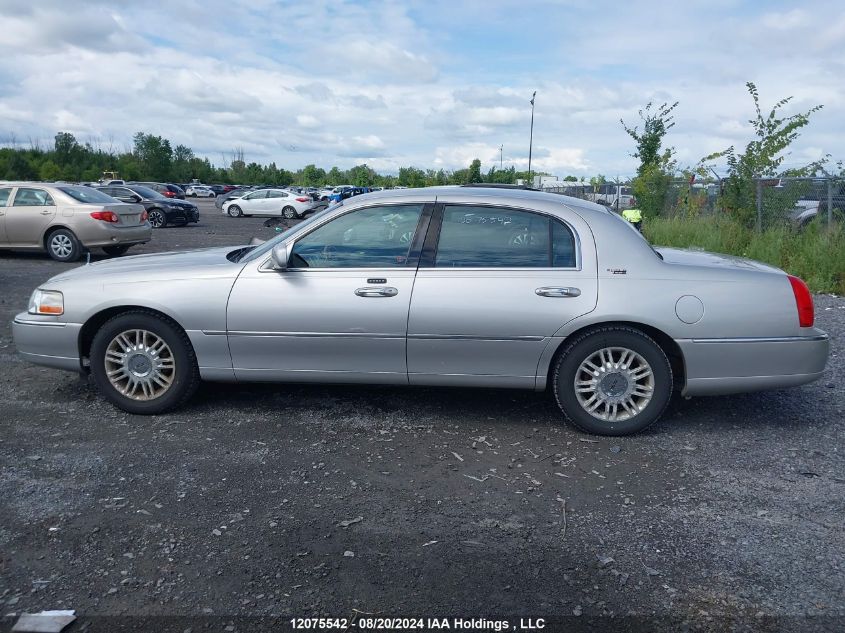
[622,207,643,232]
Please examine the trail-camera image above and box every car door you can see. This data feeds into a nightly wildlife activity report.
[0,186,12,243]
[4,187,58,247]
[226,202,431,383]
[407,201,598,388]
[240,190,267,214]
[265,190,288,214]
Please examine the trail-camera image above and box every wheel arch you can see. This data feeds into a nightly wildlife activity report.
[540,320,686,392]
[42,224,77,250]
[78,305,191,371]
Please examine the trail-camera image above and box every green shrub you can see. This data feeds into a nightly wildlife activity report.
[644,216,845,294]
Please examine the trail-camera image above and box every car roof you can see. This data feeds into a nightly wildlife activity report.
[353,185,612,217]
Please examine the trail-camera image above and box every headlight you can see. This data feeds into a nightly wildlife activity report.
[28,289,64,315]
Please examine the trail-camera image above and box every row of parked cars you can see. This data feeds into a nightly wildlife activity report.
[0,181,202,262]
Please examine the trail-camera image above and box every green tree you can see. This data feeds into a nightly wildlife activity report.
[39,160,62,181]
[621,102,679,217]
[702,82,824,227]
[398,167,426,188]
[133,132,173,181]
[468,158,482,183]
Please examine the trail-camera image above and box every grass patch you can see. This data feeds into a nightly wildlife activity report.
[644,216,845,294]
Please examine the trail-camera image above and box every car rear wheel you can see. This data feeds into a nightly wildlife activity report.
[90,311,200,414]
[553,326,672,436]
[148,209,166,228]
[228,205,242,218]
[46,228,83,262]
[103,245,131,256]
[282,206,298,219]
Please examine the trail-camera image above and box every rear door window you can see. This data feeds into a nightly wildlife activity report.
[12,188,54,206]
[0,187,11,206]
[434,206,577,268]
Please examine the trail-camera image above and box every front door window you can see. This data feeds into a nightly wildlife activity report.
[290,205,424,268]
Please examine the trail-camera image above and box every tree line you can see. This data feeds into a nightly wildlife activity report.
[0,132,538,188]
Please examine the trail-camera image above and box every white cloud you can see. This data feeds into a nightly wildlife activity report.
[0,0,842,178]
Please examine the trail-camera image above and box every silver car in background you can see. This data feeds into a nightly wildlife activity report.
[0,182,151,261]
[13,186,829,435]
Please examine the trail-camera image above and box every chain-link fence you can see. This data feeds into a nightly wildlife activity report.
[541,176,844,230]
[755,176,845,230]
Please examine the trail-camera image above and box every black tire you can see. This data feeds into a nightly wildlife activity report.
[282,206,298,219]
[148,209,167,228]
[103,244,131,257]
[552,326,672,436]
[228,205,242,218]
[46,228,83,262]
[90,311,200,415]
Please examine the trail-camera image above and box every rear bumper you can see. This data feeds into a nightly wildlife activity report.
[80,223,152,248]
[12,314,82,372]
[678,331,829,396]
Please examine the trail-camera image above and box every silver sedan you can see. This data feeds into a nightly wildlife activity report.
[12,186,829,435]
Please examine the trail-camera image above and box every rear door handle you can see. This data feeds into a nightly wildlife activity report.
[40,210,52,215]
[355,286,398,297]
[535,286,581,298]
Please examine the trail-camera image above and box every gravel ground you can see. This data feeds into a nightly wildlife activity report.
[0,199,843,632]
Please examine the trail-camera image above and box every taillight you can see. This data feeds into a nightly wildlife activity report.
[787,275,814,327]
[164,191,175,197]
[140,210,148,223]
[296,197,309,203]
[90,211,119,223]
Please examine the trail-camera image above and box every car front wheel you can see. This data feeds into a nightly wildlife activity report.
[553,326,672,436]
[90,311,200,414]
[46,228,83,262]
[148,209,167,228]
[227,205,242,217]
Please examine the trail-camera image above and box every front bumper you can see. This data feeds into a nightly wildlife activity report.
[12,314,83,372]
[679,331,830,396]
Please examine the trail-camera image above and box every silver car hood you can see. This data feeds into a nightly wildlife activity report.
[655,247,784,274]
[48,246,241,283]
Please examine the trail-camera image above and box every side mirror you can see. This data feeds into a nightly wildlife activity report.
[132,195,142,203]
[271,242,292,270]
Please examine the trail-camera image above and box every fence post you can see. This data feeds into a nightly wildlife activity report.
[827,178,834,228]
[755,178,762,232]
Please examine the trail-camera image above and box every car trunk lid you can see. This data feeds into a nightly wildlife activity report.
[655,247,784,274]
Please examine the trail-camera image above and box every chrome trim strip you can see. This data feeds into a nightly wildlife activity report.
[205,330,404,339]
[203,330,545,342]
[690,335,828,344]
[408,334,545,342]
[13,318,67,328]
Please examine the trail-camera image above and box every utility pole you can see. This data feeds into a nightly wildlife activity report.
[528,91,536,186]
[499,144,503,170]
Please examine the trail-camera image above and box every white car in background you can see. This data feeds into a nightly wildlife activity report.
[222,188,316,219]
[185,185,215,198]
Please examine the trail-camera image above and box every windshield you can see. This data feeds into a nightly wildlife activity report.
[240,203,340,263]
[129,185,166,200]
[58,186,117,204]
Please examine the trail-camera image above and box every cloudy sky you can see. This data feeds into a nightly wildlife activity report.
[0,0,842,177]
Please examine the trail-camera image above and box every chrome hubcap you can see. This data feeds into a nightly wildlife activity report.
[105,329,175,401]
[51,235,72,257]
[574,347,654,421]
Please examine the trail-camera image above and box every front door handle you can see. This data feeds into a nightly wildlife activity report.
[40,210,52,215]
[535,286,581,298]
[355,286,398,298]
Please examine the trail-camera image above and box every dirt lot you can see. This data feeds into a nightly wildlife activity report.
[1,199,843,632]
